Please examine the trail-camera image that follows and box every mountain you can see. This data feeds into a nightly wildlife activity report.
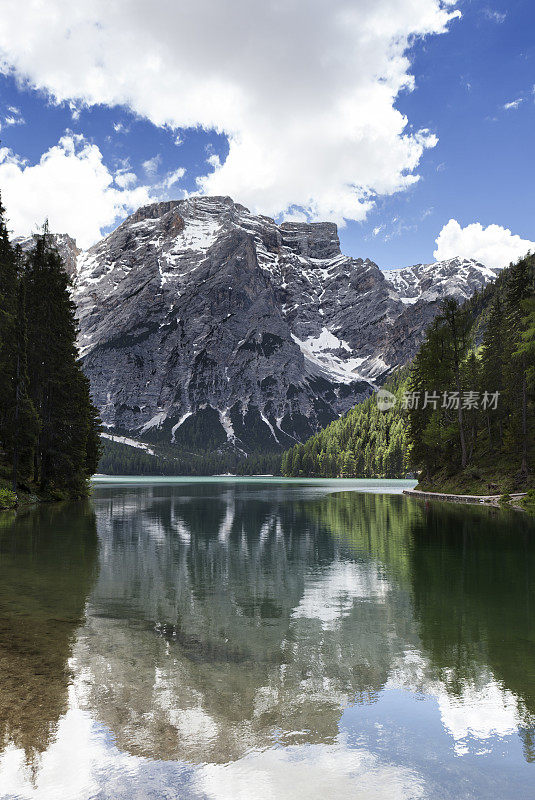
[14,233,80,278]
[70,196,499,458]
[384,257,499,303]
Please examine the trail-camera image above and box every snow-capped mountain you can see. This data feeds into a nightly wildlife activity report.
[384,257,499,304]
[70,196,499,455]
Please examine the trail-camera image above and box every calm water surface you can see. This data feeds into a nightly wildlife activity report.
[0,478,534,799]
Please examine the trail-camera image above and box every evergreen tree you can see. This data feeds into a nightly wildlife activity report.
[11,255,40,488]
[23,226,102,496]
[440,299,471,468]
[480,295,505,450]
[405,253,534,492]
[503,255,535,477]
[0,195,18,442]
[281,370,411,479]
[0,199,39,488]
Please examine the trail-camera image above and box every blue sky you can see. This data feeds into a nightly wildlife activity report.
[0,0,533,268]
[364,0,535,266]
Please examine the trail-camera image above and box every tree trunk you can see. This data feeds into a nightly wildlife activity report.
[11,350,20,492]
[454,358,467,468]
[447,303,467,468]
[486,414,493,452]
[521,359,528,477]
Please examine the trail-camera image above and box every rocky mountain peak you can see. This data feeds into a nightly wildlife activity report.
[69,196,501,459]
[14,232,80,278]
[279,221,341,260]
[384,257,500,305]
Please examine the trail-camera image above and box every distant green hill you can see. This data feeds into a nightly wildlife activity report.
[281,369,410,478]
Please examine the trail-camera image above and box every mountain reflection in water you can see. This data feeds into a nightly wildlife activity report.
[0,479,533,799]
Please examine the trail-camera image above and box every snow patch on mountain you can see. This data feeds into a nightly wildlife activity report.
[291,330,365,385]
[384,257,500,305]
[100,432,155,456]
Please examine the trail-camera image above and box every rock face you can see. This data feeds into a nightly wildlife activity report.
[15,233,80,278]
[72,196,500,455]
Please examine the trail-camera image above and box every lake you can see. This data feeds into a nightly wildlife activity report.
[0,478,534,799]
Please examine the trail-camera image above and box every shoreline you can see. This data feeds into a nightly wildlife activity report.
[403,488,527,509]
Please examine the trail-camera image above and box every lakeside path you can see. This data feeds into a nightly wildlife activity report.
[403,488,526,508]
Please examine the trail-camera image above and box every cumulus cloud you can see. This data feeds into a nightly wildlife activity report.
[115,170,138,189]
[0,0,460,224]
[434,219,535,268]
[0,134,150,248]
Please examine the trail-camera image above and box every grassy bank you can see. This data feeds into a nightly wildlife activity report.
[520,489,535,513]
[413,463,535,514]
[415,462,533,497]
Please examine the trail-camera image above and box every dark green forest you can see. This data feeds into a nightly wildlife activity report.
[0,199,101,505]
[98,437,281,477]
[407,253,535,494]
[281,369,410,478]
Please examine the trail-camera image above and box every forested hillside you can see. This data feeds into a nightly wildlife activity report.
[0,198,101,505]
[281,253,535,490]
[407,253,534,494]
[281,370,410,478]
[98,438,281,477]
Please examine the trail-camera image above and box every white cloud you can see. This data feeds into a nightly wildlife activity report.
[163,167,185,189]
[115,170,137,188]
[3,105,24,126]
[205,153,221,170]
[0,134,150,248]
[483,9,507,24]
[142,154,162,178]
[0,0,460,225]
[113,121,129,134]
[503,98,523,110]
[68,101,82,120]
[434,219,535,269]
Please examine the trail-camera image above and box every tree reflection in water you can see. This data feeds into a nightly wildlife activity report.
[0,481,534,799]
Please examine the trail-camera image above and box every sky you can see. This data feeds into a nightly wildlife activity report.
[0,0,533,268]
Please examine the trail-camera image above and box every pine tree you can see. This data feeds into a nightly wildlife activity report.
[0,194,18,444]
[504,255,535,477]
[480,295,505,449]
[0,200,39,488]
[24,226,101,496]
[11,254,40,488]
[441,299,471,468]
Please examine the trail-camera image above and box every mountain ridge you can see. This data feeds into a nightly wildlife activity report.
[29,197,502,459]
